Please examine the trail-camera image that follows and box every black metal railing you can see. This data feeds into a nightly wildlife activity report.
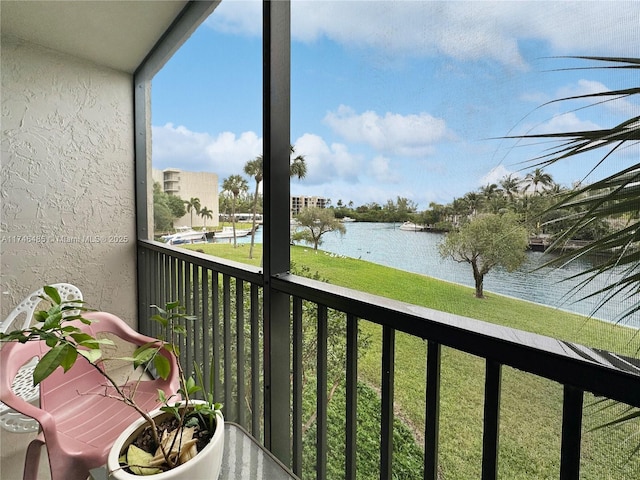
[137,239,640,480]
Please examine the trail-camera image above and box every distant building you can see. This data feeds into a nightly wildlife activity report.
[152,168,219,229]
[290,195,328,217]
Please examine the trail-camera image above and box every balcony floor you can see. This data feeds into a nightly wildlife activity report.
[1,428,51,479]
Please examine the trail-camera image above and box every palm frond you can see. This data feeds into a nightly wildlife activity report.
[508,57,640,328]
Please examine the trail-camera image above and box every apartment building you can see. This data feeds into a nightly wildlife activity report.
[152,168,219,228]
[290,195,328,217]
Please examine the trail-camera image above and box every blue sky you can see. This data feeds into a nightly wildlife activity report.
[151,1,640,210]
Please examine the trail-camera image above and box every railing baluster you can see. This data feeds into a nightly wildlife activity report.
[193,265,201,380]
[212,271,222,405]
[250,284,261,440]
[345,314,358,480]
[560,386,584,480]
[151,251,161,337]
[202,267,211,395]
[317,305,328,480]
[236,279,246,427]
[185,263,193,375]
[137,247,148,334]
[168,256,176,304]
[481,360,502,480]
[292,297,303,476]
[424,341,441,480]
[380,325,395,480]
[223,274,232,419]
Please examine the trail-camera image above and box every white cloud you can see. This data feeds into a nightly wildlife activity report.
[294,133,362,184]
[207,1,640,68]
[206,0,262,36]
[536,112,601,134]
[152,123,262,179]
[557,80,639,117]
[370,156,400,183]
[480,165,517,187]
[324,105,449,156]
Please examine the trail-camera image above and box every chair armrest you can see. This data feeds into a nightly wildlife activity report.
[0,342,60,441]
[82,312,180,392]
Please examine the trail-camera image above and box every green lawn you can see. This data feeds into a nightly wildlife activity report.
[184,242,639,479]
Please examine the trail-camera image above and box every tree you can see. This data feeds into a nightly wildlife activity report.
[153,182,174,233]
[221,175,249,247]
[524,168,553,195]
[462,192,481,218]
[166,194,186,219]
[184,197,201,228]
[244,155,264,259]
[505,55,640,440]
[439,213,528,298]
[500,174,523,202]
[199,206,213,230]
[242,146,306,258]
[292,207,346,250]
[289,144,307,180]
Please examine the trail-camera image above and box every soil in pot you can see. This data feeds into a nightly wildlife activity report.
[121,414,217,475]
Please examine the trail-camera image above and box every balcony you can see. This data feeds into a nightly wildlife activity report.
[2,238,640,478]
[2,1,640,479]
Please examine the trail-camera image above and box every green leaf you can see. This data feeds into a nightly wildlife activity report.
[59,344,78,372]
[43,285,61,305]
[78,337,114,349]
[184,376,201,396]
[70,332,96,345]
[150,305,167,316]
[42,310,63,330]
[165,343,180,357]
[165,300,180,310]
[133,343,158,367]
[33,345,67,385]
[78,348,102,363]
[160,404,181,419]
[153,354,171,380]
[157,389,167,403]
[149,314,168,328]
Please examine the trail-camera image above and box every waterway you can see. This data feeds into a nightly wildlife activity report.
[242,222,639,328]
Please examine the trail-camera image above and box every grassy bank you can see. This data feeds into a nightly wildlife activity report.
[184,242,639,478]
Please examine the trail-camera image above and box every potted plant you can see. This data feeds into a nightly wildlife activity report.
[0,285,224,479]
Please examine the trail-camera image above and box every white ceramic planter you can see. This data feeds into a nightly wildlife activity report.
[107,402,224,480]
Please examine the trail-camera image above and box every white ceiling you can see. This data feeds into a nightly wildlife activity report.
[1,1,190,73]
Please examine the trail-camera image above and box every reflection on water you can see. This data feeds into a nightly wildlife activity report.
[296,222,639,329]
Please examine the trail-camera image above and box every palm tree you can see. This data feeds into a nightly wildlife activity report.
[479,183,500,210]
[221,175,249,247]
[507,56,640,437]
[184,197,201,228]
[241,145,307,258]
[199,206,213,230]
[289,144,307,180]
[462,192,481,218]
[524,168,553,195]
[500,174,523,202]
[244,155,263,259]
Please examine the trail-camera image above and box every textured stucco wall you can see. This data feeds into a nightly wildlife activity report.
[1,36,138,323]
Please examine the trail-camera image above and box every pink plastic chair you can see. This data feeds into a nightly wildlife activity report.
[0,311,180,480]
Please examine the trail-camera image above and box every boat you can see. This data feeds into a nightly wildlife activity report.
[162,226,207,245]
[210,226,252,241]
[399,221,425,232]
[341,216,356,222]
